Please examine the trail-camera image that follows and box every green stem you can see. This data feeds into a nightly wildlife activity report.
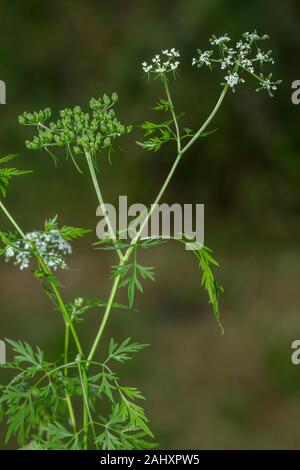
[65,390,78,441]
[33,360,109,386]
[180,84,229,155]
[0,200,26,238]
[77,362,98,449]
[85,151,123,261]
[87,85,229,363]
[87,268,123,362]
[64,323,70,368]
[82,372,89,450]
[63,322,78,440]
[163,78,181,153]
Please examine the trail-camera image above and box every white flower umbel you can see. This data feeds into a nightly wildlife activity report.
[4,229,72,270]
[220,48,236,69]
[256,74,278,94]
[255,49,274,65]
[209,34,231,46]
[243,31,268,42]
[142,48,180,77]
[193,30,281,97]
[192,50,213,69]
[224,72,245,90]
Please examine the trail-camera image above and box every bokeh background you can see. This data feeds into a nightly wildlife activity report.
[1,0,300,449]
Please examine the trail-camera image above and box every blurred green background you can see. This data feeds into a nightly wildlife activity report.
[1,0,300,449]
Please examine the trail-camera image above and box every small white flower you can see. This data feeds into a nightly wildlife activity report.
[192,50,213,68]
[224,72,244,89]
[221,57,234,69]
[199,51,212,66]
[142,49,180,75]
[243,31,260,42]
[74,297,84,307]
[210,34,231,46]
[261,78,277,91]
[5,246,15,258]
[236,41,251,56]
[4,230,72,271]
[225,73,239,88]
[243,31,268,43]
[193,31,279,97]
[240,57,254,73]
[255,50,274,64]
[170,48,180,57]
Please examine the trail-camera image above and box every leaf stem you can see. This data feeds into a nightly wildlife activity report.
[77,361,98,449]
[181,84,229,155]
[85,151,123,262]
[63,323,78,441]
[163,78,181,153]
[0,199,26,238]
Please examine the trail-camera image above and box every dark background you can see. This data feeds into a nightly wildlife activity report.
[1,0,300,449]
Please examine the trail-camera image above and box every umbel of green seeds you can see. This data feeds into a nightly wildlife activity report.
[18,93,132,166]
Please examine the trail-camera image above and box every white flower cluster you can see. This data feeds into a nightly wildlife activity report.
[74,297,84,307]
[209,34,231,46]
[4,229,72,270]
[257,76,278,93]
[225,72,245,88]
[192,31,280,95]
[192,50,213,68]
[256,49,274,65]
[220,48,236,69]
[243,31,268,42]
[142,48,180,75]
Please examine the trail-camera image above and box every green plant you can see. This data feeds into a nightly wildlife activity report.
[0,32,280,450]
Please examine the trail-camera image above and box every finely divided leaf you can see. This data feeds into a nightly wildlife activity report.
[107,337,148,363]
[195,246,224,333]
[5,339,44,367]
[0,155,32,197]
[112,250,155,308]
